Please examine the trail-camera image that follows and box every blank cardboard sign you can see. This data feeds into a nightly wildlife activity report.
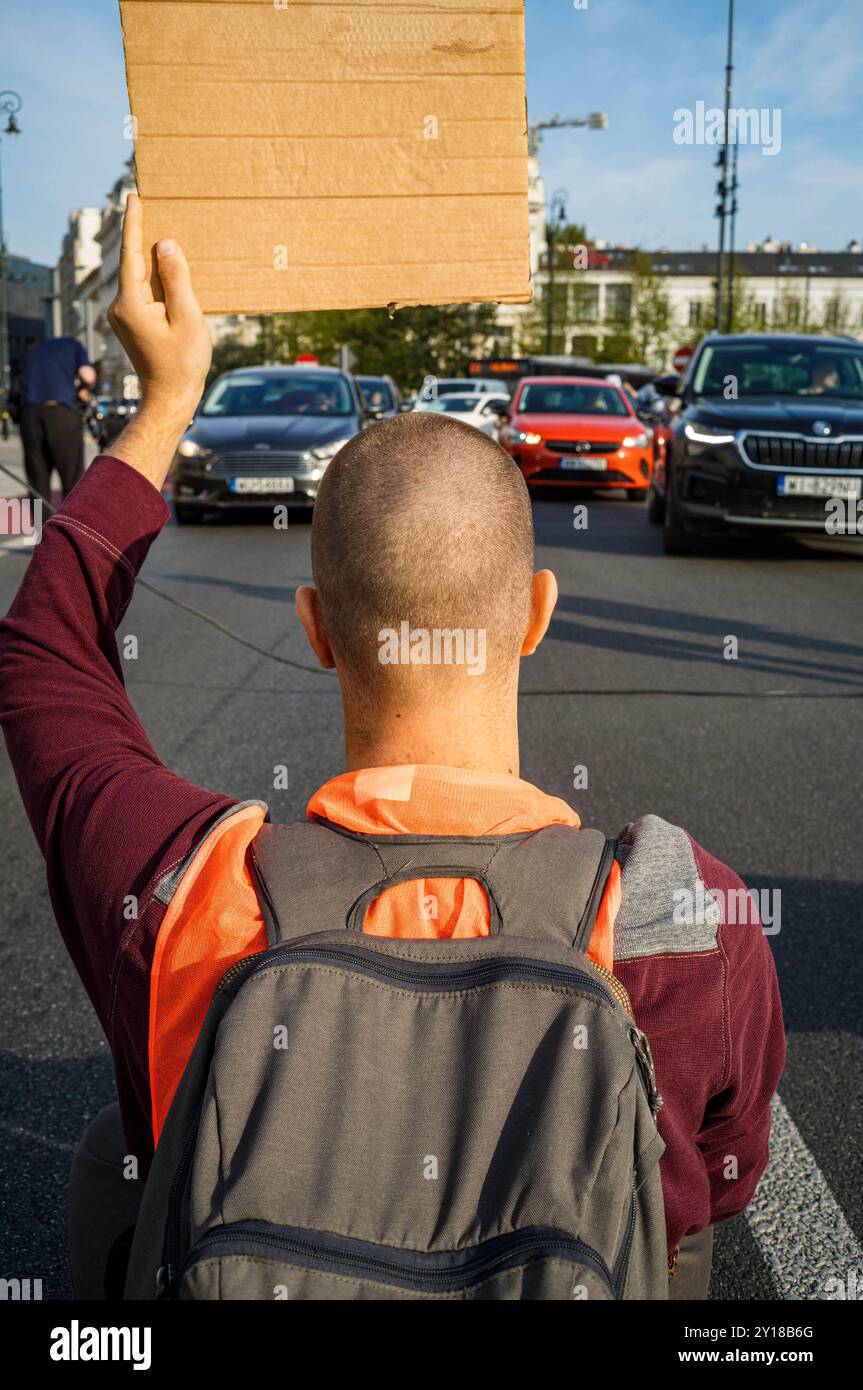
[119,0,532,314]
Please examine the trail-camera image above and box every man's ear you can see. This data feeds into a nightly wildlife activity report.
[521,569,558,657]
[295,585,337,669]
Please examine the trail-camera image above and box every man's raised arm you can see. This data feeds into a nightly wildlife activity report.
[0,198,234,1129]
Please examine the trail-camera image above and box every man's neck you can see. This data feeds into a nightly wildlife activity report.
[342,688,521,778]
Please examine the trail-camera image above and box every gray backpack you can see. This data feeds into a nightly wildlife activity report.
[125,819,668,1300]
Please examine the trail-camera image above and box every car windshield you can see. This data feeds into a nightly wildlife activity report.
[425,396,481,413]
[201,373,354,417]
[691,343,863,400]
[436,382,479,396]
[517,384,630,416]
[358,378,394,410]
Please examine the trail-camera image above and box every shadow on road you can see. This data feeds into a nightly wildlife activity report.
[0,1049,115,1299]
[547,593,863,686]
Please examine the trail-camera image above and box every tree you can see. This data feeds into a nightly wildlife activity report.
[820,290,852,335]
[594,252,672,366]
[554,222,588,249]
[209,302,499,393]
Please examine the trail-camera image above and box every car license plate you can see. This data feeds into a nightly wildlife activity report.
[229,477,295,494]
[560,456,607,471]
[777,474,860,499]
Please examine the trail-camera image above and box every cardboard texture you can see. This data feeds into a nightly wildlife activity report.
[119,0,532,313]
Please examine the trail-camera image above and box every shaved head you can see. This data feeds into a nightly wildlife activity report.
[310,411,534,692]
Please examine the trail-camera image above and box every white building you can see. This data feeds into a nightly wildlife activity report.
[95,165,137,397]
[57,207,101,341]
[514,242,863,368]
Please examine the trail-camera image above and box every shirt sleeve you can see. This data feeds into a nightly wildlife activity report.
[691,841,786,1226]
[74,338,91,370]
[613,818,786,1252]
[0,456,238,1039]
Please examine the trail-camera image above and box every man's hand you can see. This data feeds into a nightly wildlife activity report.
[106,194,213,489]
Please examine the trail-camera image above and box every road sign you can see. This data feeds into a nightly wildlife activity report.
[672,346,694,374]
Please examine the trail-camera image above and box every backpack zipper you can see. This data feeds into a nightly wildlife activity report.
[177,1221,618,1298]
[157,1102,203,1297]
[218,941,616,1004]
[612,1187,638,1298]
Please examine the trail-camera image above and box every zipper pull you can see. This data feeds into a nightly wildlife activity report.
[155,1264,173,1298]
[629,1025,663,1117]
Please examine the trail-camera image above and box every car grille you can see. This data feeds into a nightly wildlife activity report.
[209,452,308,476]
[741,433,863,471]
[529,468,632,485]
[545,440,619,454]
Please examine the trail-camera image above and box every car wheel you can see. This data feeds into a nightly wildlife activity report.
[662,476,699,554]
[628,487,648,503]
[647,483,665,525]
[174,504,204,525]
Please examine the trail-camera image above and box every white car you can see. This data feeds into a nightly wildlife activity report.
[417,377,508,400]
[412,393,511,439]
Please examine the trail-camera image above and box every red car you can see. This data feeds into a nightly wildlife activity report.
[499,376,653,500]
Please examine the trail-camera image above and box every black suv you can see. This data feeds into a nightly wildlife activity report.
[649,333,863,553]
[172,365,367,523]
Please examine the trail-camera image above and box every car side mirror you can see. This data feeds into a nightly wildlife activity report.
[653,374,682,398]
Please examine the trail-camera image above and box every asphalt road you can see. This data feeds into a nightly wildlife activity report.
[1,484,861,1300]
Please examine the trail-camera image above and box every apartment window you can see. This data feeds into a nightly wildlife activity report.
[754,302,768,327]
[571,283,600,322]
[605,284,632,323]
[688,301,703,327]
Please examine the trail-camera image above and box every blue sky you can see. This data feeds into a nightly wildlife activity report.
[2,0,862,266]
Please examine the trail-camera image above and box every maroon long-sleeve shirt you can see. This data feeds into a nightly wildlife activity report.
[0,455,786,1253]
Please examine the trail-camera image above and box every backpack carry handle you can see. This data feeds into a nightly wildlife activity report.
[346,865,504,934]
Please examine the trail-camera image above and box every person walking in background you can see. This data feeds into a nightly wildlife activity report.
[19,336,97,503]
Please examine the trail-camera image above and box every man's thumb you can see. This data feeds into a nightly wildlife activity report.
[156,238,199,321]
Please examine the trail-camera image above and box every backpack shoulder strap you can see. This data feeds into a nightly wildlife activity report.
[250,818,617,952]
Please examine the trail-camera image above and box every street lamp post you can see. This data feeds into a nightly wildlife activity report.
[0,90,23,412]
[527,112,607,357]
[545,190,568,355]
[714,0,735,333]
[725,138,739,332]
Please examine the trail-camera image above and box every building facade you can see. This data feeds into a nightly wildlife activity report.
[95,165,137,398]
[57,207,102,341]
[513,243,863,368]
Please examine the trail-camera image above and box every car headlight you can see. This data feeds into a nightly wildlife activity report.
[684,422,736,446]
[312,438,352,462]
[621,432,650,448]
[177,438,212,459]
[503,428,542,446]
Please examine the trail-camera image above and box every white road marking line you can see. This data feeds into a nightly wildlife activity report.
[744,1093,863,1299]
